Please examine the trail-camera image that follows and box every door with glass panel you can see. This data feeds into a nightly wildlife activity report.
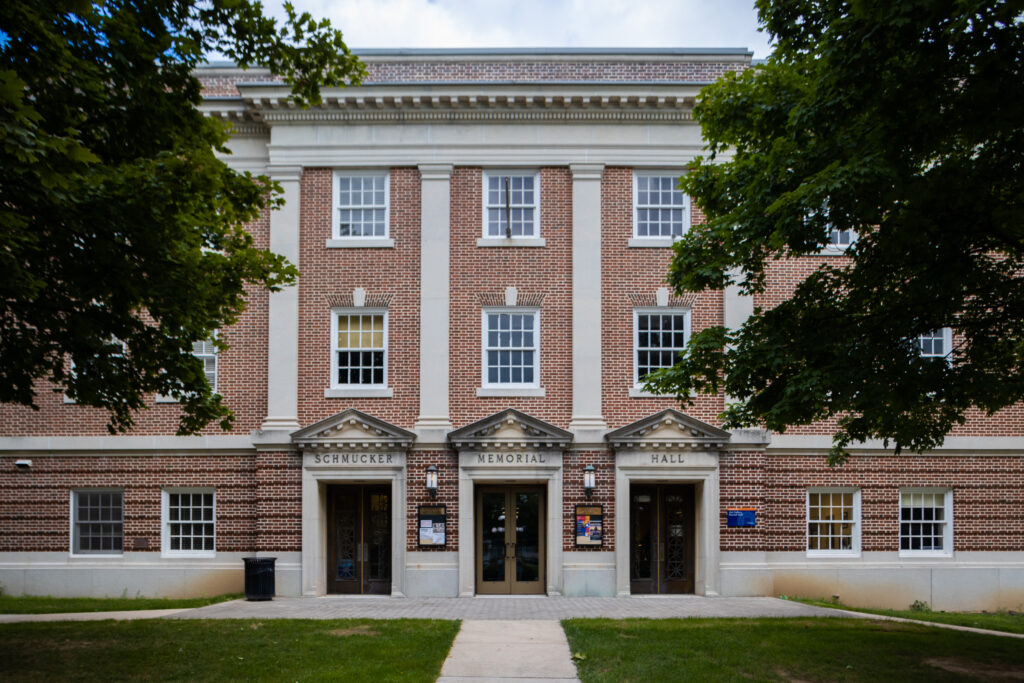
[326,484,391,595]
[630,484,695,594]
[475,486,546,595]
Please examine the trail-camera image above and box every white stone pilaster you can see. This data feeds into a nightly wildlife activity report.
[415,164,454,444]
[261,166,302,432]
[723,267,754,408]
[568,164,607,441]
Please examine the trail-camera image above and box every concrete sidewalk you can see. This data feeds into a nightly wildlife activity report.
[0,608,191,623]
[437,620,580,683]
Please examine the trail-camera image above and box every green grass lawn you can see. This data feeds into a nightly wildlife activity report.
[0,593,241,614]
[794,597,1024,634]
[563,617,1024,682]
[0,618,460,682]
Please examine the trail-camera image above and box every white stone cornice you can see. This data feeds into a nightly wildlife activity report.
[418,163,454,180]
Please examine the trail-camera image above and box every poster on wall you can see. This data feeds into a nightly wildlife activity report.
[726,508,757,527]
[418,505,447,547]
[575,505,604,546]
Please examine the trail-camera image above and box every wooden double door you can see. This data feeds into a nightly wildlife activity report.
[326,484,391,595]
[475,486,546,594]
[630,484,696,594]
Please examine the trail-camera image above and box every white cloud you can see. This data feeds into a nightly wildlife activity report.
[275,0,772,57]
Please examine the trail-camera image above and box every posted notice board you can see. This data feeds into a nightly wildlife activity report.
[727,508,757,528]
[418,505,447,547]
[575,504,604,546]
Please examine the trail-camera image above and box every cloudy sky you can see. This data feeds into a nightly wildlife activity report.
[274,0,773,58]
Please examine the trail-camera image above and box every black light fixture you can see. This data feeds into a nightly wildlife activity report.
[583,464,596,499]
[425,464,439,498]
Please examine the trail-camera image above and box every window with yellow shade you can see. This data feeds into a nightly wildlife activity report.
[806,488,860,556]
[331,310,387,387]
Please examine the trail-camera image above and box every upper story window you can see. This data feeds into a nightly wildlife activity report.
[72,489,123,555]
[331,310,387,389]
[192,337,218,393]
[633,172,689,242]
[828,226,857,249]
[900,489,952,556]
[482,310,540,389]
[807,488,860,556]
[484,172,539,239]
[634,309,691,387]
[332,172,389,240]
[917,328,952,359]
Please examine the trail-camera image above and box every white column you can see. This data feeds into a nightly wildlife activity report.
[415,164,454,443]
[568,164,607,439]
[723,267,754,408]
[261,166,302,432]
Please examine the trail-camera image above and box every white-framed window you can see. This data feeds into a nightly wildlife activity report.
[192,337,218,393]
[633,172,690,241]
[332,171,389,240]
[481,309,540,388]
[162,488,215,556]
[899,488,953,556]
[806,488,861,556]
[483,172,540,238]
[828,226,857,249]
[917,328,953,359]
[634,309,691,386]
[331,309,387,388]
[71,489,123,555]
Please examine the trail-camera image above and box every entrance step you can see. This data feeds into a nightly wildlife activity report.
[437,619,580,682]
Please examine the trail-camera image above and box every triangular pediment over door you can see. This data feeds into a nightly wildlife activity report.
[449,409,572,451]
[292,408,415,452]
[605,408,729,451]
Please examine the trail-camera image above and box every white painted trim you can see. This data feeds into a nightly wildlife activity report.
[614,452,720,597]
[457,451,564,596]
[633,307,691,387]
[323,388,394,398]
[632,170,690,240]
[475,237,546,248]
[161,488,217,559]
[766,434,1024,455]
[330,308,389,391]
[480,308,541,390]
[475,387,547,397]
[325,238,395,249]
[898,487,954,558]
[805,487,861,558]
[481,170,541,239]
[0,435,255,454]
[331,170,390,240]
[70,489,125,558]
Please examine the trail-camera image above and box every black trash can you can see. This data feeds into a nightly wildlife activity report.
[242,556,276,601]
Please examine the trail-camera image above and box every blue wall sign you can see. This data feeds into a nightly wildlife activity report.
[727,508,757,528]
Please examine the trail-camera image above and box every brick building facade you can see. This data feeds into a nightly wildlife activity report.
[1,48,1021,610]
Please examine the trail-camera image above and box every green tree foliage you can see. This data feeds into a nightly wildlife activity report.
[0,1,364,433]
[647,0,1024,462]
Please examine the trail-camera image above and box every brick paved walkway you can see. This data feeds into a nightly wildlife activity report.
[171,595,849,621]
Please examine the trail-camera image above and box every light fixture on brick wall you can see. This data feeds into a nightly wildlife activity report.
[425,464,438,498]
[583,464,596,499]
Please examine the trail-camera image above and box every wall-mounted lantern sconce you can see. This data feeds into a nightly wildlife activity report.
[425,464,438,498]
[14,459,32,470]
[583,464,596,499]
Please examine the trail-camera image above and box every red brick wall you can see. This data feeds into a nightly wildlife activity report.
[0,455,259,552]
[720,452,1024,552]
[0,211,271,437]
[449,167,573,427]
[562,450,615,551]
[296,167,421,429]
[254,450,301,551]
[406,450,459,552]
[601,167,725,429]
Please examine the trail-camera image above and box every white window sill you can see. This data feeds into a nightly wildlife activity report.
[162,552,217,559]
[324,387,394,398]
[898,551,952,559]
[63,396,76,404]
[806,551,861,559]
[155,395,178,404]
[819,246,852,255]
[325,238,395,249]
[476,387,546,397]
[476,237,546,248]
[69,553,124,559]
[629,386,665,398]
[628,237,678,248]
